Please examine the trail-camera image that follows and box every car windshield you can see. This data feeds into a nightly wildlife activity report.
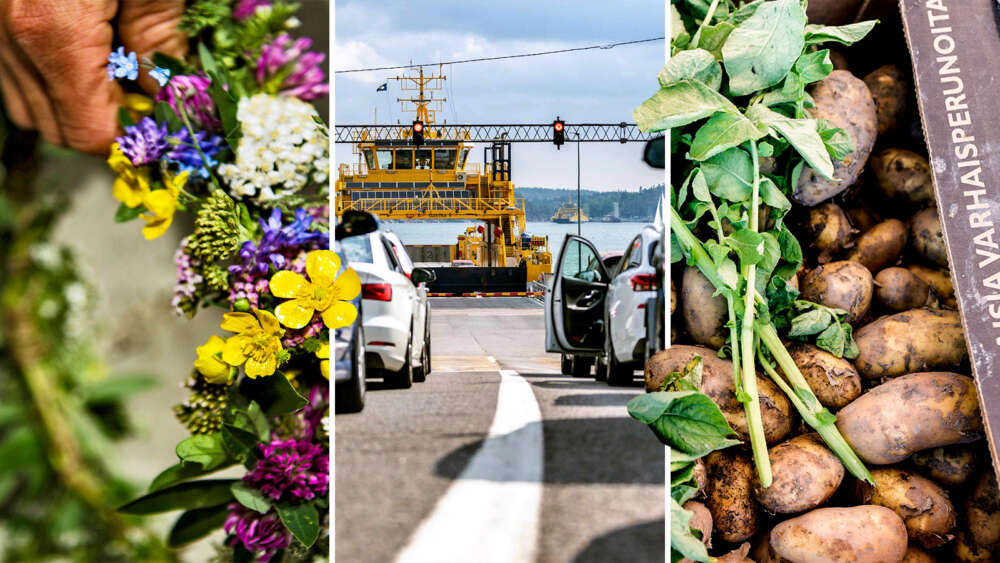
[341,236,374,263]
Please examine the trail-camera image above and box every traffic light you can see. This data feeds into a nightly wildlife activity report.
[553,118,565,148]
[412,120,424,146]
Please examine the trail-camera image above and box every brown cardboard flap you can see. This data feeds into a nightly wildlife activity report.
[900,0,1000,476]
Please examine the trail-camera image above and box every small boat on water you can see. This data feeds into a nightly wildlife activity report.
[551,202,589,224]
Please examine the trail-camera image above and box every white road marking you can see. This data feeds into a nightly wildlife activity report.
[394,369,544,563]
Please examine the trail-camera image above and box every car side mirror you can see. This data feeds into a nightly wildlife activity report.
[642,135,665,169]
[412,268,436,284]
[336,210,378,240]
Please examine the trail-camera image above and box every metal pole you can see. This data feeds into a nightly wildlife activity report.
[576,132,581,237]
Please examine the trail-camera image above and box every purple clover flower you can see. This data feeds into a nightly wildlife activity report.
[234,0,271,20]
[115,117,169,166]
[244,438,329,502]
[167,128,225,179]
[255,34,329,100]
[172,238,203,316]
[154,74,219,129]
[224,504,290,562]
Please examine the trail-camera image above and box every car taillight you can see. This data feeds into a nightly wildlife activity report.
[629,273,658,292]
[363,283,392,301]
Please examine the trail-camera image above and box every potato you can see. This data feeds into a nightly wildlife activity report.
[846,218,908,273]
[670,277,677,315]
[754,433,844,514]
[770,505,908,563]
[906,265,956,309]
[864,65,910,136]
[854,309,967,379]
[805,203,856,263]
[902,546,937,563]
[644,346,796,444]
[953,530,996,563]
[717,543,753,563]
[856,467,956,548]
[806,0,862,26]
[875,267,935,311]
[911,208,949,268]
[681,266,727,349]
[787,342,861,409]
[871,148,935,207]
[967,470,1000,549]
[836,372,984,465]
[692,458,707,496]
[684,500,713,550]
[847,202,880,233]
[705,450,759,543]
[910,445,977,487]
[800,260,873,324]
[794,71,878,206]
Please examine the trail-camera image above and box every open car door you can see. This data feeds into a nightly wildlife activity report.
[545,235,610,354]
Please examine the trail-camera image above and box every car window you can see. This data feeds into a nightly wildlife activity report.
[560,239,605,283]
[626,236,643,269]
[648,238,660,266]
[381,236,402,272]
[341,236,373,263]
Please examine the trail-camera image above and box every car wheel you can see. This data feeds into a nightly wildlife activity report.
[336,325,366,413]
[571,355,593,378]
[560,354,573,375]
[389,336,414,389]
[605,337,633,387]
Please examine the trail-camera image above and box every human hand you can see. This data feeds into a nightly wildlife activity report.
[0,0,186,154]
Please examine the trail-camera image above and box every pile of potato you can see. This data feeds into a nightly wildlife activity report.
[655,3,999,561]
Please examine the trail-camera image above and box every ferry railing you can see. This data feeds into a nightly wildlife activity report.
[335,197,526,218]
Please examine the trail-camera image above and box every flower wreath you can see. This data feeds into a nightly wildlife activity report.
[107,2,350,561]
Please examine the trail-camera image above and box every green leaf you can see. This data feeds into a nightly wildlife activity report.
[688,111,765,161]
[760,177,790,211]
[815,408,838,426]
[815,319,845,357]
[817,118,854,161]
[746,104,834,180]
[154,101,183,132]
[149,461,232,493]
[176,433,230,471]
[627,393,671,424]
[804,21,878,46]
[671,496,710,562]
[207,73,241,149]
[788,308,833,337]
[633,79,740,132]
[631,391,740,457]
[698,22,736,60]
[247,401,271,441]
[168,504,230,547]
[777,225,803,266]
[198,43,221,84]
[221,424,262,461]
[671,233,684,263]
[80,373,157,404]
[718,258,739,290]
[726,0,765,25]
[758,231,782,274]
[722,0,806,96]
[700,147,754,202]
[231,482,272,514]
[658,49,722,90]
[239,373,308,417]
[691,170,711,202]
[725,229,764,266]
[118,107,136,128]
[118,479,237,514]
[794,49,834,84]
[276,503,320,548]
[153,52,188,77]
[843,324,860,359]
[114,203,144,223]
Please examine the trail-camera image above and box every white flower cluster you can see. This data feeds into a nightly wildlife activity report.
[218,94,329,202]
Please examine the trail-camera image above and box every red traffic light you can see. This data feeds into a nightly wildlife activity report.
[553,121,564,132]
[412,121,424,133]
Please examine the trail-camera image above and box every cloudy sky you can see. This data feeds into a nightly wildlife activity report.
[333,1,665,191]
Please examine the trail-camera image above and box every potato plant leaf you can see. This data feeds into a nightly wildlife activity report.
[658,49,723,90]
[700,147,754,201]
[671,497,710,563]
[689,111,765,161]
[722,0,806,95]
[628,391,740,457]
[804,21,877,46]
[746,104,834,180]
[633,79,739,132]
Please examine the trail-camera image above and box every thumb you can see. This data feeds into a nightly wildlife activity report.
[117,0,187,94]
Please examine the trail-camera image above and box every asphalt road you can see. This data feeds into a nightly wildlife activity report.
[335,297,665,563]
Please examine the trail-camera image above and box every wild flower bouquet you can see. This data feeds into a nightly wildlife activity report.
[105,2,348,561]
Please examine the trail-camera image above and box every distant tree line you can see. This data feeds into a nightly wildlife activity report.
[516,185,665,222]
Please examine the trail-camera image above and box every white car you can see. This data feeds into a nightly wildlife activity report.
[545,227,662,386]
[340,230,433,388]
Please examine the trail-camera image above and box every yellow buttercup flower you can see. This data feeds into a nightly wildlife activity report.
[269,250,361,330]
[194,335,235,384]
[221,308,285,378]
[108,142,150,208]
[124,93,154,114]
[141,170,188,240]
[317,341,330,380]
